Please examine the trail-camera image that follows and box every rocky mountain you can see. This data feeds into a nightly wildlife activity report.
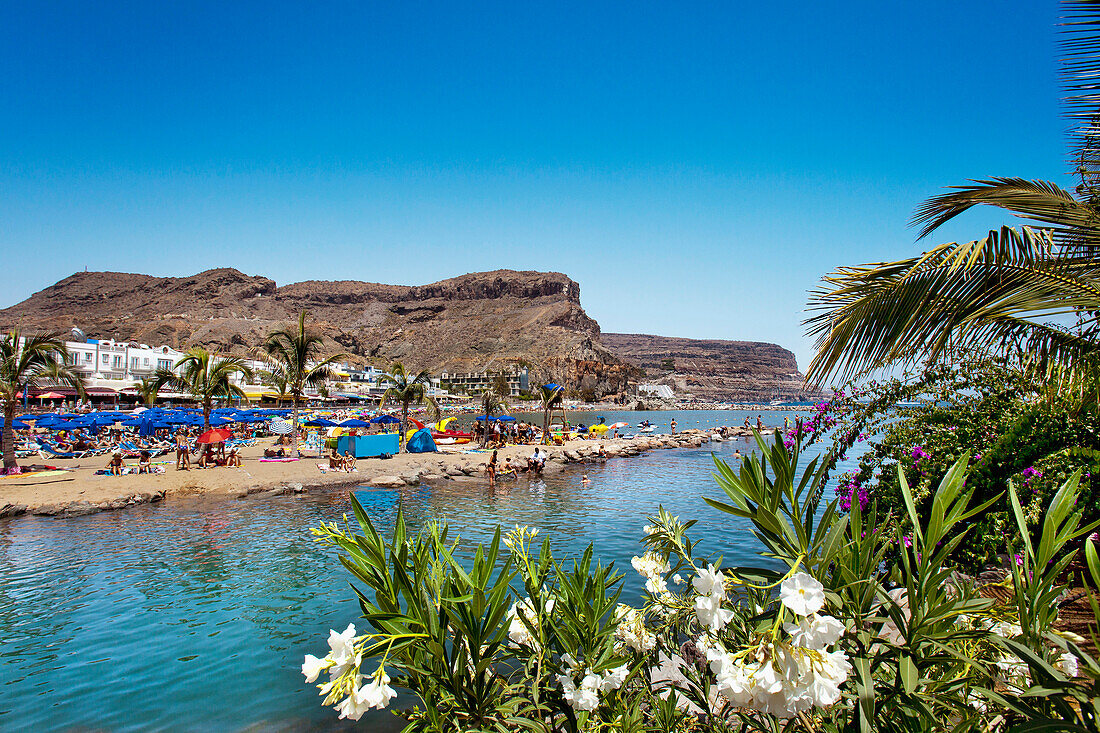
[0,268,808,401]
[601,333,815,402]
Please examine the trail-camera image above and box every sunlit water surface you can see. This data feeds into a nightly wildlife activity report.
[1,410,853,731]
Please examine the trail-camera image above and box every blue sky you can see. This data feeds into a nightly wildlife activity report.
[0,0,1070,371]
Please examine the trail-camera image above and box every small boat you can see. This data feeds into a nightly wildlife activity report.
[640,426,655,433]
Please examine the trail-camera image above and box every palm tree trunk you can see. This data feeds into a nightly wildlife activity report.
[2,398,16,472]
[291,394,300,458]
[400,402,409,453]
[203,399,211,431]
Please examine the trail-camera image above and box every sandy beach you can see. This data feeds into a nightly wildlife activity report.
[0,429,743,518]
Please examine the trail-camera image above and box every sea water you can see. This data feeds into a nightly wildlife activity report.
[0,410,850,731]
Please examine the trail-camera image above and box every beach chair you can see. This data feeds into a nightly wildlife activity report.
[39,443,83,459]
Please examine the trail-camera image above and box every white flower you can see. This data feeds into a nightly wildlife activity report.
[335,672,397,720]
[326,624,360,677]
[599,664,629,692]
[631,552,670,593]
[784,614,845,650]
[559,671,600,711]
[692,564,727,599]
[990,621,1023,639]
[359,672,397,709]
[809,648,851,706]
[1056,651,1079,677]
[614,605,657,653]
[694,592,733,632]
[302,654,328,683]
[506,597,554,649]
[334,677,371,721]
[779,573,825,616]
[673,574,683,585]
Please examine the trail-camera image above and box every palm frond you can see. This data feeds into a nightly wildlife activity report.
[912,178,1099,245]
[1061,0,1100,196]
[805,226,1100,382]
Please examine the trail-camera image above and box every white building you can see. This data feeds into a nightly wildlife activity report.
[637,383,675,400]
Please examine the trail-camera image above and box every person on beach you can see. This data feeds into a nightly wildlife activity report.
[328,447,342,471]
[744,417,750,429]
[670,419,677,435]
[756,415,763,431]
[138,450,152,474]
[175,429,190,471]
[501,456,518,479]
[106,451,124,476]
[226,447,242,468]
[343,449,356,472]
[198,445,216,468]
[487,450,498,488]
[598,443,607,460]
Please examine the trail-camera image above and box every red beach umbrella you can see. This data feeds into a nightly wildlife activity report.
[196,428,233,444]
[608,422,629,429]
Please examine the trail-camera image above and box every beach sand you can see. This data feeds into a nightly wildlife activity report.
[0,430,731,518]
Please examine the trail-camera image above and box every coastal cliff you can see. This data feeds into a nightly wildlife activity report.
[601,333,815,402]
[0,269,806,400]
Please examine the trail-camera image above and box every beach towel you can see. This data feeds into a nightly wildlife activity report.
[259,457,299,463]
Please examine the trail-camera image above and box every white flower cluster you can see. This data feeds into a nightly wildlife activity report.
[698,573,851,719]
[614,604,657,653]
[301,623,397,721]
[506,596,554,650]
[693,564,734,632]
[557,653,628,712]
[632,552,671,595]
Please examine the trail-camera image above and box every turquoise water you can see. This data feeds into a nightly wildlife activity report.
[0,410,845,732]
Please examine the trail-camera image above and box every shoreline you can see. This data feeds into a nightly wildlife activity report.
[0,428,764,520]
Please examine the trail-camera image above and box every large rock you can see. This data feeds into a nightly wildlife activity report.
[369,475,406,488]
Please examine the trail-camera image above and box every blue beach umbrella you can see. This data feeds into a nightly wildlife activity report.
[305,418,338,427]
[370,415,400,425]
[338,418,372,428]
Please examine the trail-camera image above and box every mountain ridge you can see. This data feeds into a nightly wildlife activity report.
[0,268,808,401]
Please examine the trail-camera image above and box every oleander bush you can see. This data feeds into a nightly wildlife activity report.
[304,430,1099,731]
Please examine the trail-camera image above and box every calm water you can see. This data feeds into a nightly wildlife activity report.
[1,410,845,732]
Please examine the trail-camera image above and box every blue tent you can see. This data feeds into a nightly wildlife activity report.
[406,428,438,453]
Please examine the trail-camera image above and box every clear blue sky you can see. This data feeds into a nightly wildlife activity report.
[0,0,1070,372]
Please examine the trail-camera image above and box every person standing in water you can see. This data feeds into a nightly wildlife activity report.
[670,418,677,435]
[756,415,763,431]
[487,450,498,489]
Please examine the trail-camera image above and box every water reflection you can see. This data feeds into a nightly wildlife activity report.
[0,412,845,731]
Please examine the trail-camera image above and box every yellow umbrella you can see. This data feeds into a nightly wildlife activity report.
[589,424,610,434]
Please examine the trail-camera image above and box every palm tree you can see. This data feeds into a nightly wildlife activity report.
[0,330,85,472]
[259,366,291,408]
[151,347,253,430]
[805,2,1100,385]
[536,383,564,445]
[258,311,347,457]
[377,363,440,452]
[479,380,510,448]
[134,377,161,407]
